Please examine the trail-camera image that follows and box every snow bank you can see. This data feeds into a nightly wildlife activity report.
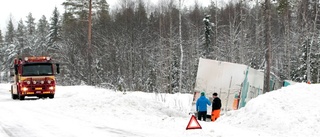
[55,86,191,118]
[218,83,320,137]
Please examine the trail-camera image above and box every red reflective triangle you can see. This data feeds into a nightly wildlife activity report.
[186,115,202,130]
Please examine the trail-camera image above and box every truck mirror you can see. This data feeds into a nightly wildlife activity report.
[14,65,18,75]
[10,68,14,76]
[56,64,60,74]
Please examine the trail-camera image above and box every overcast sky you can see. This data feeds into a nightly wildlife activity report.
[0,0,65,32]
[0,0,225,33]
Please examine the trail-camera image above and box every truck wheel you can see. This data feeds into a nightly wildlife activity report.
[19,96,25,100]
[18,93,25,100]
[11,92,18,99]
[49,95,54,99]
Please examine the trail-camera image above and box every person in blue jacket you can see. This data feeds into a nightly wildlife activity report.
[196,92,211,121]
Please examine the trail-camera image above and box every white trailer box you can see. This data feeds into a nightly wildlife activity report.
[192,58,264,115]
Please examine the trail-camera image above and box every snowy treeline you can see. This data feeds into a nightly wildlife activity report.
[0,0,319,93]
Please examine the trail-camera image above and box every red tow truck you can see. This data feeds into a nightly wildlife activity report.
[10,56,60,100]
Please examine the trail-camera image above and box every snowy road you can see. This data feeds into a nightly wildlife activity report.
[0,104,134,137]
[0,85,141,137]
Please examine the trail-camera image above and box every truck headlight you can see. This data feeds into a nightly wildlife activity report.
[22,87,28,91]
[49,87,54,90]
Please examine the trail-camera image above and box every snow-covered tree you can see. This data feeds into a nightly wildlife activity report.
[0,30,3,44]
[16,19,26,56]
[2,18,17,82]
[47,7,61,51]
[5,18,15,45]
[24,13,37,55]
[36,15,50,55]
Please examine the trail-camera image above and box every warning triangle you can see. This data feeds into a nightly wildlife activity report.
[186,115,202,130]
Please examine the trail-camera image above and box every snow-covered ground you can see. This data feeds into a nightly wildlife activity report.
[0,83,319,137]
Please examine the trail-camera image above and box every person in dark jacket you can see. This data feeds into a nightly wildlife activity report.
[196,92,211,121]
[211,92,221,122]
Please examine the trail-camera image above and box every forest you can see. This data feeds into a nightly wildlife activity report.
[0,0,319,93]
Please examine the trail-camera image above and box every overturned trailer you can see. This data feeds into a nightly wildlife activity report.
[192,58,281,115]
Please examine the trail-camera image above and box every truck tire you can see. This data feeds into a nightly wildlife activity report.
[11,92,18,99]
[49,94,54,99]
[18,92,25,100]
[19,96,25,100]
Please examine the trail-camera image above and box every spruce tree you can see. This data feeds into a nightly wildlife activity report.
[3,18,17,82]
[16,19,26,56]
[5,18,15,45]
[291,40,309,82]
[36,15,50,55]
[24,13,36,55]
[47,7,60,50]
[0,30,3,44]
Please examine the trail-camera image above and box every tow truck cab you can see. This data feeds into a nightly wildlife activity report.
[10,56,60,100]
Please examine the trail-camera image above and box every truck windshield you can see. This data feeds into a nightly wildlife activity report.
[22,63,53,76]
